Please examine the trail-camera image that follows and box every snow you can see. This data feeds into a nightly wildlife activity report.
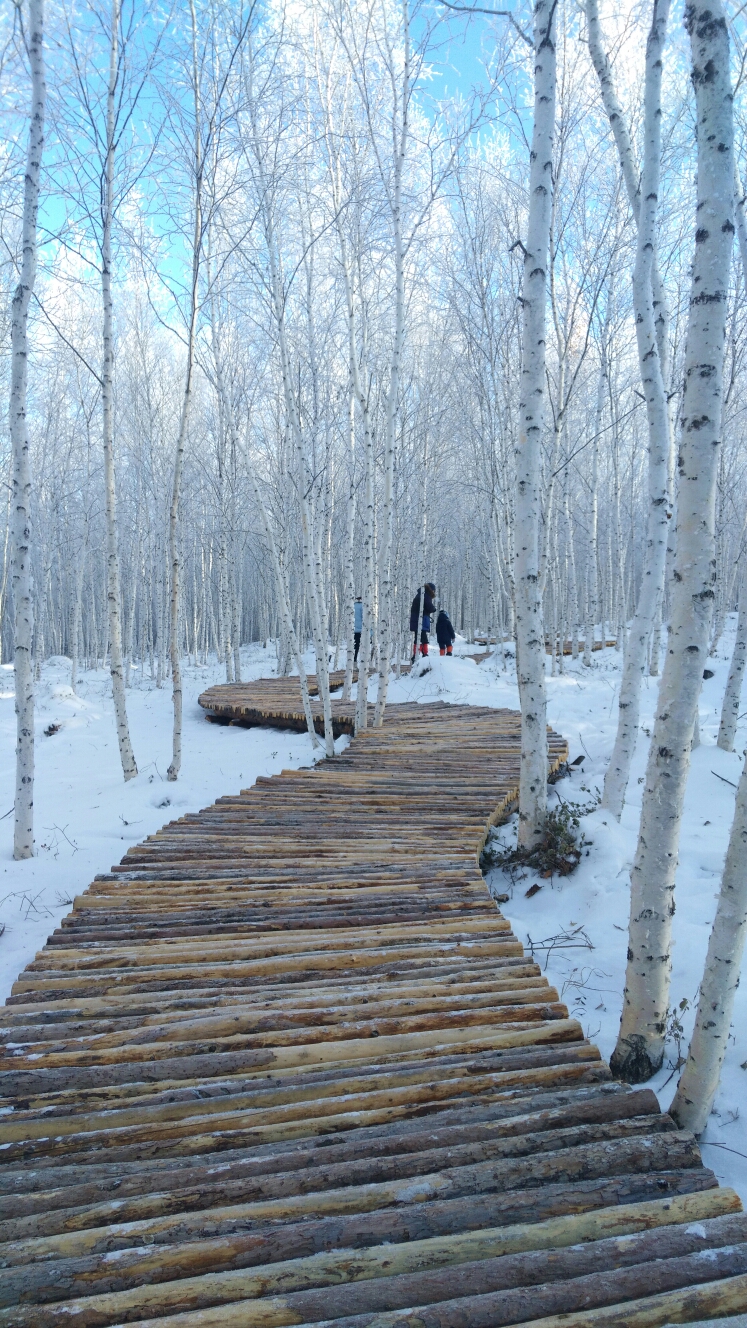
[1,630,746,1202]
[0,647,330,1004]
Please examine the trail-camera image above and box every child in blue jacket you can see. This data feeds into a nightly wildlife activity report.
[436,609,456,656]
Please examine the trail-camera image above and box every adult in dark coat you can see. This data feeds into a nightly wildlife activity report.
[436,609,456,656]
[410,583,435,660]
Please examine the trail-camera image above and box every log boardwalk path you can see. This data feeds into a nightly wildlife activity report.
[1,680,746,1326]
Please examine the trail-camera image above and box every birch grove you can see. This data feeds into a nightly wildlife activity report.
[3,0,747,1128]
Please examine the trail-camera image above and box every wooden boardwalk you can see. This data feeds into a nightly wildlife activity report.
[1,683,746,1327]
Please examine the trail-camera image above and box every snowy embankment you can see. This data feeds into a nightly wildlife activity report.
[1,633,745,1201]
[386,631,747,1203]
[0,647,330,1003]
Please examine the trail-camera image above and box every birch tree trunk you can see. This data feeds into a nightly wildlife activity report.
[717,571,747,751]
[9,0,45,860]
[232,559,242,683]
[670,742,747,1132]
[313,47,368,719]
[342,392,356,703]
[716,179,747,750]
[514,0,556,849]
[167,0,202,782]
[583,298,610,667]
[246,91,334,757]
[0,485,11,667]
[373,7,409,728]
[208,286,320,748]
[611,0,734,1082]
[252,485,318,745]
[70,543,85,695]
[101,0,137,781]
[354,403,375,735]
[586,0,673,819]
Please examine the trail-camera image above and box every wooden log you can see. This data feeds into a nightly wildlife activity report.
[0,1133,706,1267]
[0,1168,720,1277]
[1,1004,570,1073]
[0,1084,646,1205]
[1,966,548,1030]
[0,1192,740,1322]
[497,1270,747,1326]
[0,1017,583,1100]
[0,1055,612,1163]
[0,1086,658,1216]
[0,1116,677,1243]
[2,984,559,1047]
[1,1039,600,1126]
[280,1245,747,1328]
[9,939,527,1001]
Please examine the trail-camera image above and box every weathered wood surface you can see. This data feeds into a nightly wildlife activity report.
[1,683,743,1325]
[545,639,618,656]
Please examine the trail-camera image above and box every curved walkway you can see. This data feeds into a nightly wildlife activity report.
[0,682,745,1326]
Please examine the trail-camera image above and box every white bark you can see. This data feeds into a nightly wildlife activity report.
[588,0,671,820]
[70,545,85,695]
[671,743,747,1133]
[717,572,747,751]
[102,0,137,782]
[255,495,318,745]
[313,37,369,725]
[611,0,733,1082]
[167,0,202,782]
[0,486,10,667]
[208,298,319,744]
[286,370,334,756]
[232,561,242,682]
[342,391,356,703]
[354,400,375,735]
[245,65,334,758]
[583,299,610,667]
[716,180,747,750]
[649,598,662,676]
[373,5,409,728]
[514,0,556,849]
[10,0,45,860]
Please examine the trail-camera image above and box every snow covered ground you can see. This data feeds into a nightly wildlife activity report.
[1,630,745,1201]
[0,647,331,1003]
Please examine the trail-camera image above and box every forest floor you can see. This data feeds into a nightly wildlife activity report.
[1,629,745,1202]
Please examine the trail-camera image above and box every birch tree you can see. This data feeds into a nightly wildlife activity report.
[611,0,734,1082]
[586,0,673,819]
[245,117,336,753]
[716,175,747,750]
[207,304,321,746]
[165,0,202,781]
[165,0,253,778]
[372,1,410,727]
[670,741,747,1132]
[514,0,557,847]
[718,569,747,751]
[9,0,45,859]
[100,0,137,779]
